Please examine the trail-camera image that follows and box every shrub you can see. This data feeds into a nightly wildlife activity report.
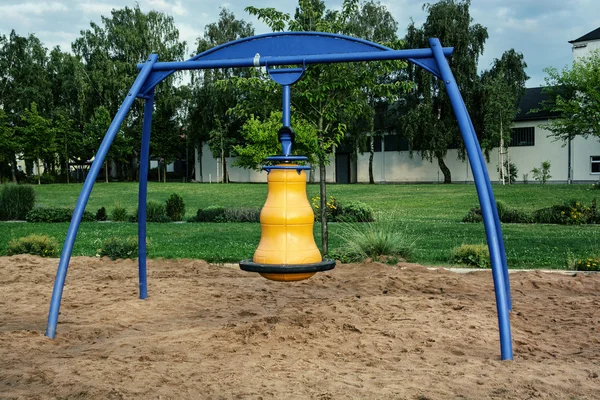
[311,195,342,221]
[24,173,56,185]
[7,234,59,257]
[0,184,36,220]
[337,201,375,222]
[26,207,95,223]
[224,207,261,222]
[495,201,532,223]
[522,173,529,184]
[146,201,170,223]
[533,200,595,225]
[531,160,552,184]
[165,193,185,221]
[462,206,483,223]
[194,206,226,222]
[96,207,107,221]
[462,201,530,223]
[450,244,490,268]
[497,161,518,184]
[333,218,414,263]
[567,251,600,271]
[111,203,128,222]
[98,236,138,260]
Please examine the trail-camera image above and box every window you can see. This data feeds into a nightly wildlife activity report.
[591,156,600,174]
[509,127,535,146]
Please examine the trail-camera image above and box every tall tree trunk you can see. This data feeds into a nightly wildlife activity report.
[368,134,375,184]
[223,158,229,183]
[198,143,203,182]
[36,158,41,185]
[10,154,17,183]
[163,164,167,183]
[319,156,328,256]
[105,161,108,183]
[437,156,452,184]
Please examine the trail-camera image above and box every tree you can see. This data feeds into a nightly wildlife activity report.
[0,108,17,182]
[73,5,186,181]
[84,106,132,182]
[187,8,255,183]
[52,112,82,183]
[0,31,52,181]
[342,1,408,184]
[538,50,600,141]
[403,0,488,183]
[242,0,403,253]
[233,112,319,169]
[18,103,55,184]
[480,49,528,183]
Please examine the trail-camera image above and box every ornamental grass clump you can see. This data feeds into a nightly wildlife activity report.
[333,216,414,263]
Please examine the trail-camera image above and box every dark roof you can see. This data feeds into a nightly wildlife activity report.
[569,27,600,43]
[514,87,561,122]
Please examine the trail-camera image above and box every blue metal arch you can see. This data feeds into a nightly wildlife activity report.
[45,32,512,361]
[140,32,393,95]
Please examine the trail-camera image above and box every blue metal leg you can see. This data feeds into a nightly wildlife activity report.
[45,54,159,339]
[138,90,154,300]
[467,118,512,311]
[429,38,513,360]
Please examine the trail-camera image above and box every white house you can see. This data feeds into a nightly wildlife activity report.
[194,27,599,184]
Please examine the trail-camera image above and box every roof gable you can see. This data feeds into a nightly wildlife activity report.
[569,27,600,43]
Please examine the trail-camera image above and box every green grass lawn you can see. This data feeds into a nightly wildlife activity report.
[2,182,599,269]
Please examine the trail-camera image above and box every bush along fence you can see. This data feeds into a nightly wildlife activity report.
[463,199,600,225]
[6,190,375,224]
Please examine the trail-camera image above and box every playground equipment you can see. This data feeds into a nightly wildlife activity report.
[239,66,335,282]
[44,32,514,360]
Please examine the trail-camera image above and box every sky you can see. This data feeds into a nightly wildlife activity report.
[0,0,598,87]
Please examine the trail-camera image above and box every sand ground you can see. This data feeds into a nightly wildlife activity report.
[0,255,599,399]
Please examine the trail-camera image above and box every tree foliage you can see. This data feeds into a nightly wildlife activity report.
[73,5,186,180]
[187,8,255,183]
[480,49,528,157]
[539,50,600,141]
[233,112,319,170]
[402,0,488,183]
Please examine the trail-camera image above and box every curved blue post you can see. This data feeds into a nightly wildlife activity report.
[449,95,512,311]
[429,38,513,360]
[138,90,154,300]
[45,54,159,339]
[466,117,512,310]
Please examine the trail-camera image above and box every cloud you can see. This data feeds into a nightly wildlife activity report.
[145,0,187,16]
[0,1,68,18]
[78,1,119,15]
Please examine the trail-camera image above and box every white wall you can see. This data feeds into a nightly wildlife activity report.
[194,122,600,184]
[572,135,600,182]
[573,39,600,61]
[195,143,335,183]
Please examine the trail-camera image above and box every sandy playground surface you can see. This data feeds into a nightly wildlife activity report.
[0,255,599,399]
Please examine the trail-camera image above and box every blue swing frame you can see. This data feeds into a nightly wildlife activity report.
[45,32,513,361]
